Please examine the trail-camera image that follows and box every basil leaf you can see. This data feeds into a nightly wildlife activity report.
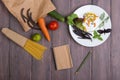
[93,31,103,41]
[93,35,98,38]
[93,31,99,38]
[98,37,103,41]
[100,13,105,20]
[93,31,98,36]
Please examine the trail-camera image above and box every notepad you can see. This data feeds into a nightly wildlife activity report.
[53,45,73,70]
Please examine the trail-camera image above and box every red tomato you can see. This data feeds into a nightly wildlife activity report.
[48,21,59,30]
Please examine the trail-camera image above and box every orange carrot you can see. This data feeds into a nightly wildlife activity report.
[38,18,51,42]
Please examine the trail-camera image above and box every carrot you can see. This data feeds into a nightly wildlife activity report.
[38,18,51,42]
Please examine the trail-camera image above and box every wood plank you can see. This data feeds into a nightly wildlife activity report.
[31,17,52,80]
[70,1,92,80]
[9,14,32,80]
[51,0,71,80]
[111,0,120,80]
[0,1,10,80]
[1,0,120,80]
[92,0,111,80]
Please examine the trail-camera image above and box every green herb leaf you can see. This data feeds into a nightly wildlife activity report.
[100,13,105,20]
[98,21,104,28]
[98,12,110,28]
[93,35,99,38]
[93,31,103,41]
[98,37,103,41]
[93,30,98,36]
[104,16,109,23]
[75,21,86,31]
[67,14,78,26]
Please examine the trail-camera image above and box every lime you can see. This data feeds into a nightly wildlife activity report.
[31,33,41,42]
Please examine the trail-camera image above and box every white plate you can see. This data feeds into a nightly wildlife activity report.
[69,5,112,47]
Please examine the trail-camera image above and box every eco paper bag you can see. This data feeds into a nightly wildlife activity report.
[53,45,73,70]
[2,0,56,32]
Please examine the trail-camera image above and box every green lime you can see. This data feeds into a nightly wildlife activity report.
[31,33,41,42]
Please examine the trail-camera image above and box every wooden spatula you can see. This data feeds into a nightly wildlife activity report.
[1,28,47,60]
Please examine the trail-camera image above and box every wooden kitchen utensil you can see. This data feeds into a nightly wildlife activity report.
[1,28,46,60]
[53,45,73,70]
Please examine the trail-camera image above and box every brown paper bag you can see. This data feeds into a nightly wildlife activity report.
[2,0,56,32]
[53,45,73,70]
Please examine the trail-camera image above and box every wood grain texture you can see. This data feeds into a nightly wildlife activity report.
[92,0,111,80]
[9,15,32,80]
[1,28,27,47]
[0,0,120,80]
[111,0,120,80]
[31,17,52,80]
[70,0,92,80]
[0,1,10,80]
[51,0,71,80]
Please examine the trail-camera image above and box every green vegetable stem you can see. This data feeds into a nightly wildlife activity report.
[75,50,93,74]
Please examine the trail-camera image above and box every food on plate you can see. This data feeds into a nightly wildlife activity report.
[99,12,105,20]
[73,26,92,41]
[93,31,103,41]
[97,29,112,34]
[31,33,42,42]
[104,17,109,22]
[93,23,96,27]
[98,16,109,28]
[83,12,98,27]
[73,18,87,31]
[48,21,59,30]
[67,10,111,41]
[67,14,87,31]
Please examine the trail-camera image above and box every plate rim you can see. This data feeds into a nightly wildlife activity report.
[69,5,112,47]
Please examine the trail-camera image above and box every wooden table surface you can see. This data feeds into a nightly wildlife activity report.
[0,0,120,80]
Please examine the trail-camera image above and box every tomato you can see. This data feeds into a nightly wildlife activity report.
[48,21,59,30]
